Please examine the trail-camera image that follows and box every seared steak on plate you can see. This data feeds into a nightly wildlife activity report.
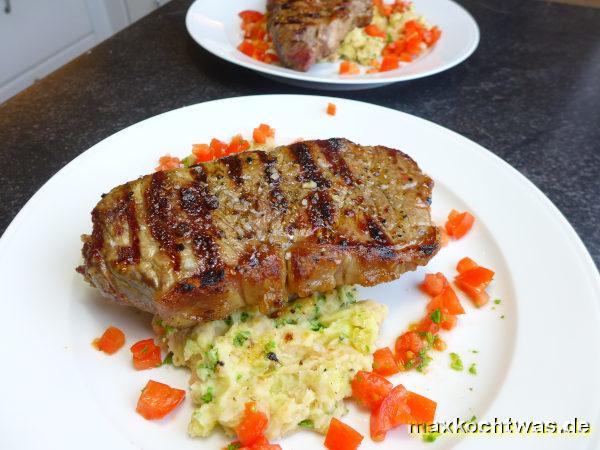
[80,138,439,326]
[267,0,373,71]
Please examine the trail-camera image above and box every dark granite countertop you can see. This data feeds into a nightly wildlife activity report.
[0,0,598,267]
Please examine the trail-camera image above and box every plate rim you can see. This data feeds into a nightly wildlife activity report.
[184,0,481,86]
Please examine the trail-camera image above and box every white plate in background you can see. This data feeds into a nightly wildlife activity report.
[185,0,479,90]
[0,95,598,450]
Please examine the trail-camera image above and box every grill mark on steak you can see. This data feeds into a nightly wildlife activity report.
[315,138,355,186]
[306,190,335,229]
[288,142,330,188]
[258,151,288,212]
[221,155,244,185]
[145,171,181,271]
[363,215,393,246]
[116,191,141,266]
[179,167,223,278]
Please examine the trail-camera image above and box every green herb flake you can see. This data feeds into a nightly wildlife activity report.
[227,442,241,450]
[494,299,502,305]
[162,352,173,366]
[164,324,176,336]
[500,315,506,319]
[423,431,440,443]
[416,349,433,373]
[233,331,250,347]
[264,341,276,352]
[450,352,463,371]
[298,419,314,428]
[468,363,477,375]
[470,349,478,354]
[240,311,250,322]
[182,155,196,168]
[430,308,442,324]
[236,374,242,381]
[419,331,435,346]
[200,386,214,403]
[309,320,327,332]
[224,316,233,326]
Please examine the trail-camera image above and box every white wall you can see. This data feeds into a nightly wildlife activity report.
[0,0,171,104]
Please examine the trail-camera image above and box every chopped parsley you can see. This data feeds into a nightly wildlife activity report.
[468,363,477,375]
[419,331,435,346]
[223,316,233,326]
[423,431,440,443]
[416,349,432,373]
[227,442,241,450]
[264,341,276,352]
[494,299,502,305]
[450,352,463,371]
[430,308,442,324]
[162,352,173,366]
[309,320,327,332]
[233,331,250,347]
[298,419,314,428]
[200,386,214,403]
[240,311,250,322]
[500,315,506,319]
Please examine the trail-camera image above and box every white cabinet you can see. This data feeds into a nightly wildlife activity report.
[0,0,171,103]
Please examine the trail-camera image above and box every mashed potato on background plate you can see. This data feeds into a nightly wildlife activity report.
[163,287,387,440]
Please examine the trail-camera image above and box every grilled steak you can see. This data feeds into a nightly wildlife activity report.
[267,0,372,71]
[80,138,440,327]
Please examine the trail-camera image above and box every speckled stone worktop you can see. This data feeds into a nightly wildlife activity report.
[0,0,598,267]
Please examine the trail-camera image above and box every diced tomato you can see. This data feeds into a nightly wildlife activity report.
[93,326,125,355]
[253,128,267,144]
[405,391,437,424]
[405,35,423,55]
[394,331,426,367]
[324,417,364,450]
[364,24,387,39]
[210,138,228,157]
[455,265,495,307]
[420,272,449,297]
[373,0,392,16]
[457,256,478,274]
[445,209,475,239]
[130,339,162,370]
[235,402,269,447]
[339,60,360,75]
[251,123,275,143]
[155,155,181,171]
[239,10,264,23]
[327,102,337,116]
[351,370,393,410]
[379,56,399,72]
[192,143,212,163]
[136,380,185,420]
[425,26,442,46]
[372,347,400,376]
[417,315,440,335]
[399,52,412,62]
[427,286,465,315]
[262,53,279,64]
[238,40,256,57]
[227,134,251,155]
[370,384,410,441]
[439,314,457,330]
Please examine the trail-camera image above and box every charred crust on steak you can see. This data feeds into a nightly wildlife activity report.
[80,138,440,327]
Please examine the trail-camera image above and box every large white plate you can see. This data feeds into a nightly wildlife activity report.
[0,95,598,450]
[185,0,479,90]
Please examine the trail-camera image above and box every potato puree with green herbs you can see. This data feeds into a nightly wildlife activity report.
[162,287,387,439]
[338,5,428,65]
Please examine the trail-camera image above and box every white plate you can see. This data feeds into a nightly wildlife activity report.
[0,95,598,450]
[185,0,480,90]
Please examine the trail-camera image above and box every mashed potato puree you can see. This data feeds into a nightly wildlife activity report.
[164,287,387,439]
[338,5,428,65]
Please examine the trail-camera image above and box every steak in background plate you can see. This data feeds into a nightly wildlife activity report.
[80,138,440,326]
[267,0,373,71]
